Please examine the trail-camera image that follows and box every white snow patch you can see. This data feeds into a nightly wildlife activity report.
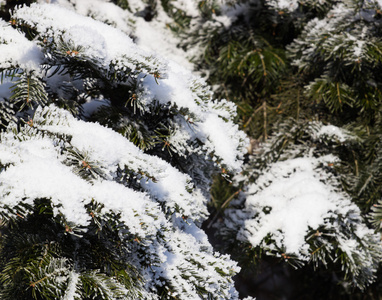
[267,0,299,11]
[240,156,355,257]
[62,272,80,300]
[316,124,351,143]
[0,21,43,71]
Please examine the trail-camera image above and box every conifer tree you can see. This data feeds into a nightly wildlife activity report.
[167,0,382,298]
[39,0,382,297]
[4,0,382,299]
[0,2,247,299]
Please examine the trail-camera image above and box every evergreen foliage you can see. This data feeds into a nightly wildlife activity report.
[219,119,382,291]
[0,1,246,299]
[3,0,382,299]
[102,0,382,297]
[179,0,293,139]
[163,0,382,298]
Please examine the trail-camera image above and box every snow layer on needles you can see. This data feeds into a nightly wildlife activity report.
[13,3,247,172]
[45,0,193,70]
[32,105,208,223]
[266,0,299,11]
[0,20,43,71]
[156,228,240,298]
[46,0,135,35]
[238,154,365,259]
[171,0,200,18]
[315,124,353,143]
[140,60,247,170]
[134,6,195,70]
[0,115,164,236]
[0,3,244,298]
[0,105,239,299]
[242,156,340,255]
[13,3,160,73]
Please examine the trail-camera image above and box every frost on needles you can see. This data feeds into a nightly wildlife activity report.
[0,3,247,299]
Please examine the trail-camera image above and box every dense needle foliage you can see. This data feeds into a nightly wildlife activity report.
[2,0,382,299]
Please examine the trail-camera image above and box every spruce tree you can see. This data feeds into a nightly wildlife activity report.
[0,2,247,299]
[173,0,382,298]
[3,0,382,299]
[54,0,382,297]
